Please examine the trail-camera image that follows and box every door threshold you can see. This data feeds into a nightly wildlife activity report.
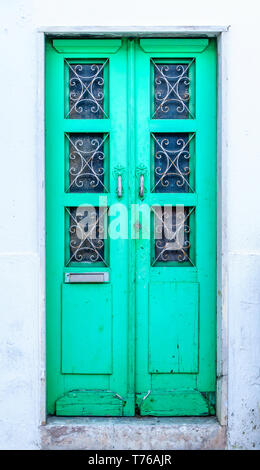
[41,415,226,450]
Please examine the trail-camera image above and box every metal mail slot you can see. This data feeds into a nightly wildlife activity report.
[65,272,109,283]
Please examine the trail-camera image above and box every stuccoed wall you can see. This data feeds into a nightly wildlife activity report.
[0,0,260,450]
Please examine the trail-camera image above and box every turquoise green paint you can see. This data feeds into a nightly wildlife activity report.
[62,284,112,374]
[139,38,209,53]
[139,390,210,416]
[46,38,132,415]
[46,38,217,416]
[134,39,217,414]
[56,390,125,416]
[148,282,199,374]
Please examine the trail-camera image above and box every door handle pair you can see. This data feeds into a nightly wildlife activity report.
[117,174,144,198]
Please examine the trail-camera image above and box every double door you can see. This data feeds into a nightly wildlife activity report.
[46,37,217,416]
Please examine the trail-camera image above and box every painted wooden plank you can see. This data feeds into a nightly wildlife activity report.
[148,282,199,374]
[124,39,136,417]
[149,193,197,206]
[139,390,210,416]
[61,284,112,374]
[46,38,133,416]
[53,39,122,54]
[62,193,110,207]
[140,38,209,53]
[150,268,198,283]
[135,38,217,415]
[195,40,217,392]
[149,120,198,133]
[56,391,124,416]
[46,40,67,414]
[63,120,111,133]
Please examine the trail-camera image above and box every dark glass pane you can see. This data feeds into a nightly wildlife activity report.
[67,62,106,119]
[154,206,191,263]
[67,133,106,193]
[153,133,192,193]
[69,206,105,263]
[153,63,191,119]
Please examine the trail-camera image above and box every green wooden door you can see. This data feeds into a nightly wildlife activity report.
[134,39,217,415]
[46,38,216,416]
[46,38,135,416]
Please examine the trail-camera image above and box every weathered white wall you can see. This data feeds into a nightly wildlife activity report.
[0,0,260,450]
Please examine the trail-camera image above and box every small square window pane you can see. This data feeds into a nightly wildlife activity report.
[66,61,108,119]
[153,206,194,265]
[65,133,108,193]
[67,206,106,264]
[153,61,194,119]
[152,133,195,193]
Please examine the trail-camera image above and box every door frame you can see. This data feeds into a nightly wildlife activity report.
[38,26,229,426]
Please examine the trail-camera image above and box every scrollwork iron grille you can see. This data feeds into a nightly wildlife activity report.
[66,206,107,265]
[152,133,195,193]
[152,59,195,119]
[66,59,108,119]
[66,133,108,193]
[153,206,195,265]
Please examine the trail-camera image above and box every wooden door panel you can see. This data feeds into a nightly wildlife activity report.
[139,390,211,417]
[56,391,124,417]
[61,283,112,374]
[148,281,199,374]
[135,38,217,415]
[46,38,134,416]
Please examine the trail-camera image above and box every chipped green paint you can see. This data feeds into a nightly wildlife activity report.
[139,390,211,416]
[56,391,125,416]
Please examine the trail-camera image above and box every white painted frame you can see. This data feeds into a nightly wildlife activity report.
[38,26,229,432]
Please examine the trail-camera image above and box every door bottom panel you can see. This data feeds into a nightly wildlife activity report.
[56,390,125,416]
[136,390,215,416]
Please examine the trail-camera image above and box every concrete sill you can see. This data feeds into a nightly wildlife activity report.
[41,416,226,450]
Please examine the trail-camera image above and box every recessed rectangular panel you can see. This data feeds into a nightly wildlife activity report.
[149,281,199,373]
[62,284,112,374]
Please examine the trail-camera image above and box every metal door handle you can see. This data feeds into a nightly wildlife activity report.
[117,175,122,198]
[139,174,144,198]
